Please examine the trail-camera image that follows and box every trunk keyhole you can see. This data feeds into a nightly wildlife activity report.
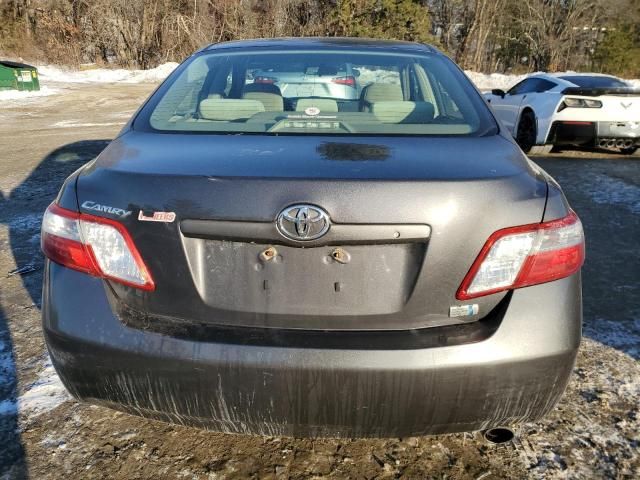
[331,248,350,264]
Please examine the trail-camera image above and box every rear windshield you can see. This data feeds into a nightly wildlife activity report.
[139,49,497,136]
[560,75,629,88]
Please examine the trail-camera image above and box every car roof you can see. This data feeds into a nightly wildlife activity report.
[205,37,439,55]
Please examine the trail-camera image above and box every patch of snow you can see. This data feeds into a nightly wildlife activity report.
[38,62,178,84]
[585,318,640,359]
[52,119,124,128]
[8,213,43,233]
[0,355,70,420]
[0,399,17,415]
[356,66,400,85]
[465,71,640,91]
[586,175,640,215]
[465,71,528,91]
[40,434,68,450]
[0,86,59,102]
[15,356,71,418]
[0,338,13,387]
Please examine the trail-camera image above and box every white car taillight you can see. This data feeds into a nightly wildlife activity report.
[41,203,154,290]
[457,211,584,300]
[558,97,602,111]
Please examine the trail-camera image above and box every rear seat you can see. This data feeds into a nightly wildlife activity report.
[360,83,403,112]
[242,83,284,111]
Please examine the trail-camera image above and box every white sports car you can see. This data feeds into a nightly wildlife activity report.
[484,73,640,155]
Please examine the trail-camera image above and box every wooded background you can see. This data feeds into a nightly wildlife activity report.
[1,0,639,76]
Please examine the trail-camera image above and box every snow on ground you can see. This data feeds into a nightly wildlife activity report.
[586,174,640,215]
[585,317,640,360]
[37,62,178,84]
[466,70,640,91]
[465,71,527,90]
[15,356,70,418]
[0,355,70,419]
[51,119,124,128]
[357,66,401,85]
[0,86,59,102]
[0,338,15,415]
[627,78,640,89]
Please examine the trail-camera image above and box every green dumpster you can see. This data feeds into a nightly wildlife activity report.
[0,61,40,91]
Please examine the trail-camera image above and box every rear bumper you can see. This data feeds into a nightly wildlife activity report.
[43,262,582,438]
[547,120,640,147]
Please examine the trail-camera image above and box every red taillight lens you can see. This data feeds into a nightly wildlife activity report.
[254,76,277,84]
[456,211,584,300]
[41,231,96,275]
[41,203,155,291]
[332,76,356,88]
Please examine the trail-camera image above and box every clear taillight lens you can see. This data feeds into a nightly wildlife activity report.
[457,211,584,300]
[41,203,154,290]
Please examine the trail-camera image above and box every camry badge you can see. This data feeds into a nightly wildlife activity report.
[81,201,131,218]
[621,101,632,109]
[277,204,330,241]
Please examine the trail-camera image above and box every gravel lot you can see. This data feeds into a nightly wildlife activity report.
[0,82,638,479]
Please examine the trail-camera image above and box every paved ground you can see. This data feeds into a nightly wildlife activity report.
[0,82,638,479]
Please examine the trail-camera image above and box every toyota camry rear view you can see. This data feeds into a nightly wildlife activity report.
[41,38,584,438]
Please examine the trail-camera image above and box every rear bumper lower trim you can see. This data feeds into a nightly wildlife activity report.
[46,328,577,437]
[547,120,640,147]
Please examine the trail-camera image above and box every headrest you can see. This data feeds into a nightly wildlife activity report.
[361,83,404,104]
[242,91,284,112]
[296,98,339,113]
[371,101,435,123]
[244,83,282,95]
[199,99,265,121]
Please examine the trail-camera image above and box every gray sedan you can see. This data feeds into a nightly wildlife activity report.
[41,38,584,438]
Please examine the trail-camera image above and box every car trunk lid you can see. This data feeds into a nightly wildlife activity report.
[76,132,548,331]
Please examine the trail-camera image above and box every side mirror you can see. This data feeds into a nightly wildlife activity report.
[491,89,506,98]
[352,68,361,78]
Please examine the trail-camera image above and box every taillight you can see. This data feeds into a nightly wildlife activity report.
[254,76,277,84]
[557,97,602,111]
[41,203,155,291]
[332,76,356,88]
[456,211,584,300]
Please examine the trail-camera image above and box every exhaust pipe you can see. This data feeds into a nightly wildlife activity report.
[482,427,515,444]
[616,140,625,148]
[599,140,608,148]
[624,140,633,148]
[607,140,616,148]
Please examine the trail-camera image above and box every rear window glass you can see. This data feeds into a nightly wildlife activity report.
[560,75,629,88]
[140,50,497,136]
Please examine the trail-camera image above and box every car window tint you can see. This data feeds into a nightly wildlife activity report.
[533,79,557,92]
[144,50,498,137]
[508,79,538,95]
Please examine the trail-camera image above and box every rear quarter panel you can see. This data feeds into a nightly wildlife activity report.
[517,92,564,145]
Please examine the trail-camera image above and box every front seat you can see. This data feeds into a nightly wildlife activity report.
[360,83,403,112]
[242,83,284,112]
